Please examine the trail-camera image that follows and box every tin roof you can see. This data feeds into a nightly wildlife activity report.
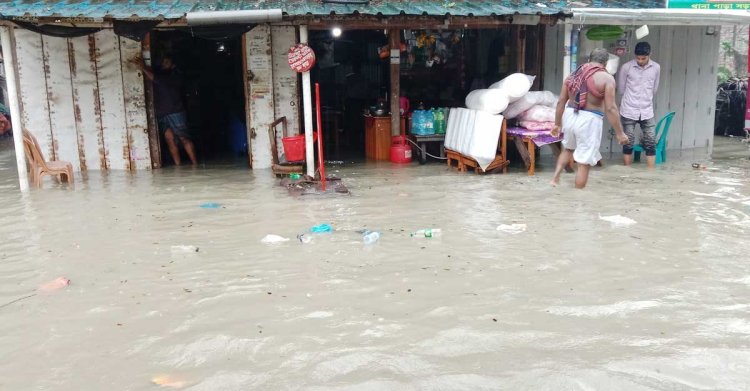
[0,0,666,20]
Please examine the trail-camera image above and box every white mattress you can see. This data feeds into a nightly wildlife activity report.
[444,108,504,171]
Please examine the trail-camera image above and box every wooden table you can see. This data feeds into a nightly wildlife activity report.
[411,134,445,164]
[364,115,406,161]
[506,127,566,176]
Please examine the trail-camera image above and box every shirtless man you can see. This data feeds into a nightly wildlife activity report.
[550,48,629,189]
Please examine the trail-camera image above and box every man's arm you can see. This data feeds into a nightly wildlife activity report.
[653,64,660,96]
[131,58,155,81]
[604,76,628,144]
[550,83,569,138]
[616,62,628,97]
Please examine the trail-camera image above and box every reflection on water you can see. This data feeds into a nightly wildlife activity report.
[1,137,749,390]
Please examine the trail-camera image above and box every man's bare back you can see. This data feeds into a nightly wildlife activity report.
[581,71,613,112]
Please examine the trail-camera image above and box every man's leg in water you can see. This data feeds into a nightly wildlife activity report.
[164,128,181,166]
[551,149,574,186]
[181,137,198,165]
[575,163,592,189]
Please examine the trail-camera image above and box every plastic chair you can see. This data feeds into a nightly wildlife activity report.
[22,129,74,187]
[634,112,676,164]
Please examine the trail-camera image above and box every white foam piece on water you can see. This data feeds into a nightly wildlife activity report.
[599,214,637,227]
[261,234,290,244]
[545,300,660,318]
[305,311,334,319]
[496,223,527,234]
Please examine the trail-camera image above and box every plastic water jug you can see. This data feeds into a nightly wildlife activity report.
[433,109,446,135]
[411,110,425,135]
[423,110,434,135]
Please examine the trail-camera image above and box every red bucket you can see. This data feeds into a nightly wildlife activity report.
[281,135,306,162]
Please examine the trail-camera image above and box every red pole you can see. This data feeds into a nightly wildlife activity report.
[315,83,326,191]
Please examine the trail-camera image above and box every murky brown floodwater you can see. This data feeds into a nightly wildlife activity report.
[1,137,749,390]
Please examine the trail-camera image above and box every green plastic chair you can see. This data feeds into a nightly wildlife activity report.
[634,112,676,164]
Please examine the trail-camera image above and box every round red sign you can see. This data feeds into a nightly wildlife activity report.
[287,43,316,73]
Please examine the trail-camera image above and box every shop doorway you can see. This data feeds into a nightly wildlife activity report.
[309,27,536,162]
[150,31,247,166]
[310,30,389,160]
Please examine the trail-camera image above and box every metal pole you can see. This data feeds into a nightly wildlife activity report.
[300,25,315,177]
[0,26,29,191]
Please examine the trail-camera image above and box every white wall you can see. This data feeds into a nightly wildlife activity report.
[543,24,720,155]
[12,28,151,171]
[245,24,300,169]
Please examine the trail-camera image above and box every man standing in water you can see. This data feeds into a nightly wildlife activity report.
[618,42,661,168]
[137,55,198,166]
[550,48,629,189]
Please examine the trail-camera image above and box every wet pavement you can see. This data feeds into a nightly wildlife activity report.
[1,136,749,390]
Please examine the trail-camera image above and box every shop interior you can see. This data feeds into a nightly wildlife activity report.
[309,26,543,161]
[150,30,247,166]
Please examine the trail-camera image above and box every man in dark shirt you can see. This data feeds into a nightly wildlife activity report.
[137,55,197,166]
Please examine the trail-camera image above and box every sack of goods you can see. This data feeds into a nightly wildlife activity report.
[465,89,509,114]
[518,105,556,123]
[503,90,558,119]
[489,73,536,102]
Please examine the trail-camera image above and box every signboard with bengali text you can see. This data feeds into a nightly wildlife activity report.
[287,43,316,73]
[668,0,750,9]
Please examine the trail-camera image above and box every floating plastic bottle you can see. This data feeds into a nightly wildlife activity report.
[362,230,381,244]
[410,228,442,238]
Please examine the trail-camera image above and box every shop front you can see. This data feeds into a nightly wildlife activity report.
[300,19,553,163]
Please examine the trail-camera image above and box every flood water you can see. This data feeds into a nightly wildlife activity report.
[1,137,749,390]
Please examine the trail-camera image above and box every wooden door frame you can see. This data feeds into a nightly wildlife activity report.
[142,33,161,169]
[241,32,254,168]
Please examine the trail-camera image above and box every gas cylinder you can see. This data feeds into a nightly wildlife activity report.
[390,135,412,164]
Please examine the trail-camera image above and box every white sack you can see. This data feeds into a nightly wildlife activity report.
[503,91,559,118]
[538,91,559,107]
[465,89,510,114]
[489,73,536,102]
[518,105,556,122]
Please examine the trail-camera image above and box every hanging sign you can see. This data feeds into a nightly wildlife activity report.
[287,43,316,73]
[390,49,401,65]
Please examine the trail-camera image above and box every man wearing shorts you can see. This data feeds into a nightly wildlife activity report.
[618,42,661,168]
[550,48,629,189]
[137,55,197,166]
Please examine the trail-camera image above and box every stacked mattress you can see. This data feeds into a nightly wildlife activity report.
[444,108,504,171]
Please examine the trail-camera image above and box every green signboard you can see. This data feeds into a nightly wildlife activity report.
[668,0,750,9]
